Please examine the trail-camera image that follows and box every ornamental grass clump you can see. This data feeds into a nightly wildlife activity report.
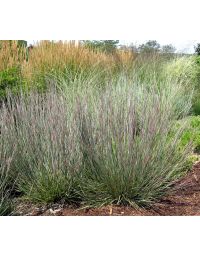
[4,89,82,203]
[74,77,192,207]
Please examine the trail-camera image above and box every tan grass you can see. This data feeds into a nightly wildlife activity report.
[23,41,112,78]
[0,40,26,71]
[0,40,137,87]
[21,41,137,82]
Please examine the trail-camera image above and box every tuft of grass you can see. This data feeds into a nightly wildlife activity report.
[73,78,192,208]
[18,169,77,203]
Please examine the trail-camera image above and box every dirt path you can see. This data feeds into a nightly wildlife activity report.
[14,162,200,216]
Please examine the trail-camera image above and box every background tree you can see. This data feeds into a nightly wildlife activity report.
[17,40,27,48]
[162,44,176,54]
[195,43,200,55]
[121,43,139,53]
[83,40,119,54]
[138,40,161,53]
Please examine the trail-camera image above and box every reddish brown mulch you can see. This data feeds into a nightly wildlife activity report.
[14,161,200,216]
[151,161,200,216]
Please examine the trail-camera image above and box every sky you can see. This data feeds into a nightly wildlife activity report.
[27,40,198,54]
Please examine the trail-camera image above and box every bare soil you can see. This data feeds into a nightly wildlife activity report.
[13,161,200,216]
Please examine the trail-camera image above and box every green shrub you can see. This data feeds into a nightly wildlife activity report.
[0,66,24,98]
